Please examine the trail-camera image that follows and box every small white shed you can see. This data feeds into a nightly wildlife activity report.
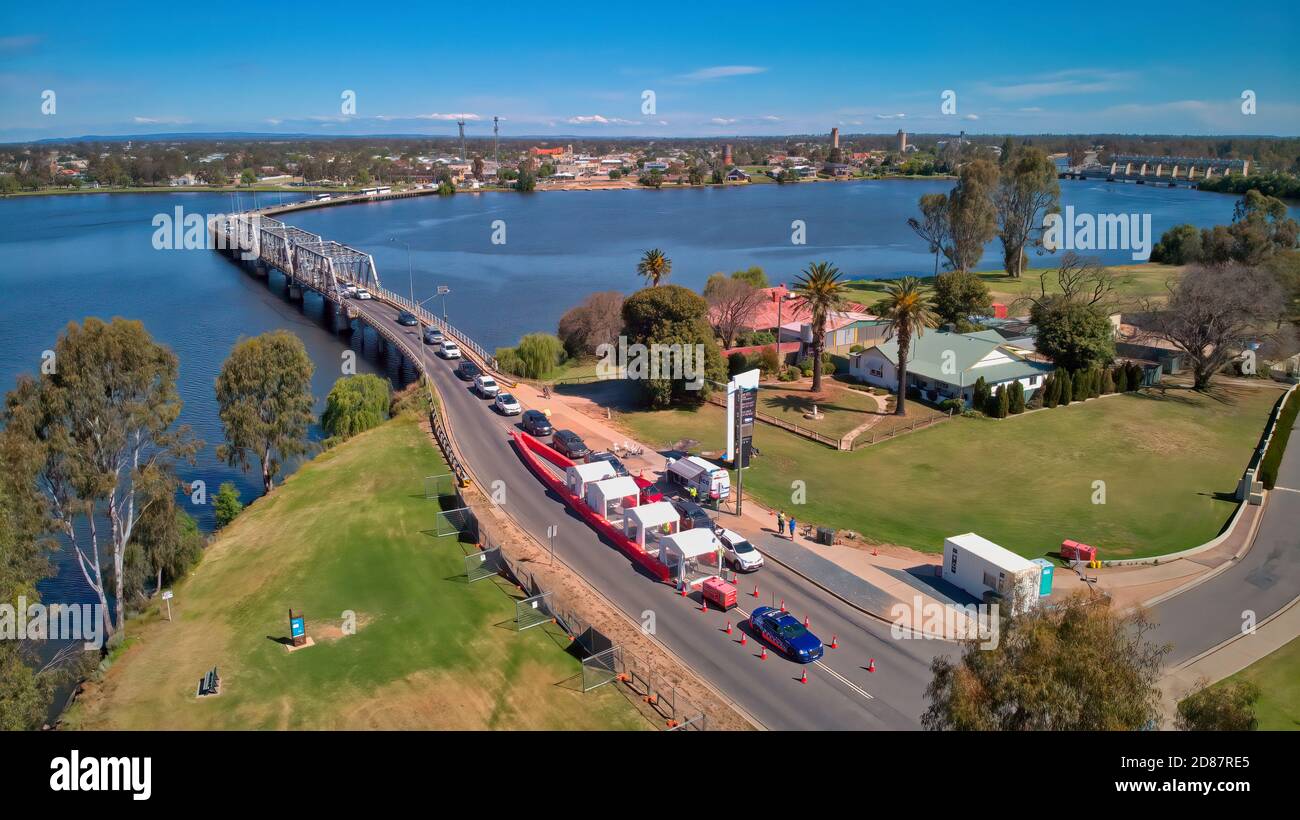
[565,461,616,499]
[585,475,641,520]
[941,532,1041,614]
[624,501,680,550]
[659,529,724,584]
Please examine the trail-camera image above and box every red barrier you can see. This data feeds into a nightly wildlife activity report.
[510,432,671,583]
[517,430,575,471]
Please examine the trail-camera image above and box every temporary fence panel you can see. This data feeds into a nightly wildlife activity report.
[581,646,622,692]
[424,473,458,503]
[515,592,553,631]
[435,506,477,540]
[464,547,501,583]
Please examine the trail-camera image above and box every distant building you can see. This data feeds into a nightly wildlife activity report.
[897,130,908,153]
[725,167,750,181]
[722,144,733,165]
[831,127,839,148]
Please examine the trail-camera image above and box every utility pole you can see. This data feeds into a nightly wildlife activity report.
[493,116,499,169]
[457,119,466,163]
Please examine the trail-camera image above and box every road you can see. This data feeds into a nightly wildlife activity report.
[1150,400,1300,665]
[353,297,946,730]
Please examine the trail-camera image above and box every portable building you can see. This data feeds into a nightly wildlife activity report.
[941,533,1041,614]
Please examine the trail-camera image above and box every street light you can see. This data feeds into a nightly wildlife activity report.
[390,237,433,404]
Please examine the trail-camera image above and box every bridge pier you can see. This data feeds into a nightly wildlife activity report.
[288,283,304,302]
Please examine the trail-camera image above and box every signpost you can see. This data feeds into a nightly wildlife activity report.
[162,590,173,622]
[288,609,307,647]
[547,524,558,565]
[726,369,760,515]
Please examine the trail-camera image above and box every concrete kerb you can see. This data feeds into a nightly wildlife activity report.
[1140,493,1268,610]
[1167,591,1300,675]
[424,374,764,731]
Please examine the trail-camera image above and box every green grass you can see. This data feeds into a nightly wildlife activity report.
[754,383,880,440]
[1207,636,1300,730]
[842,263,1181,310]
[65,416,647,730]
[617,382,1280,558]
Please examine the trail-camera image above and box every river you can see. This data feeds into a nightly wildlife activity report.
[0,179,1274,614]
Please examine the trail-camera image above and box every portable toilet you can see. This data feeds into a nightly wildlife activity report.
[1031,558,1054,597]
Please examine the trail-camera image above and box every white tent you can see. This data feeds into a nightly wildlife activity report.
[624,501,680,549]
[585,475,641,520]
[565,461,615,498]
[659,529,723,584]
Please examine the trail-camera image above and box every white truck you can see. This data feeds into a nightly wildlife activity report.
[665,456,731,502]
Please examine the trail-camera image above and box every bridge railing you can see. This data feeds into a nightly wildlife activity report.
[380,289,499,371]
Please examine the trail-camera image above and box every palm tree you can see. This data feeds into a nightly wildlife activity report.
[791,261,846,394]
[873,276,938,416]
[636,248,672,287]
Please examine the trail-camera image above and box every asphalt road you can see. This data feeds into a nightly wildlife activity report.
[355,298,946,730]
[1150,405,1300,665]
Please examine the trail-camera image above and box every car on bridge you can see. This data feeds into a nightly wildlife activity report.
[494,393,522,415]
[355,288,373,300]
[342,284,359,298]
[423,327,443,345]
[440,340,461,359]
[750,606,823,663]
[455,360,481,381]
[521,409,553,437]
[397,310,419,327]
[474,375,500,398]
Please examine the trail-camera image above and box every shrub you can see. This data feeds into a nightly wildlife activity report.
[727,351,750,377]
[758,347,781,375]
[1008,381,1026,414]
[1042,373,1058,408]
[214,482,243,529]
[1101,368,1116,394]
[972,376,990,410]
[1059,370,1073,405]
[321,374,391,440]
[940,398,964,414]
[778,367,799,382]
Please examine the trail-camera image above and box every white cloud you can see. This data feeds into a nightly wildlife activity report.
[566,114,640,125]
[416,112,482,121]
[979,69,1130,101]
[132,116,190,125]
[709,117,738,125]
[963,113,980,120]
[677,65,767,82]
[875,113,906,120]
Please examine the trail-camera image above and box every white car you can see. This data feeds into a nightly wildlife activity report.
[342,284,359,298]
[494,392,521,415]
[474,375,499,398]
[355,288,373,300]
[440,341,461,359]
[717,528,764,572]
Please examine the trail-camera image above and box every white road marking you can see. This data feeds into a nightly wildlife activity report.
[1273,486,1300,494]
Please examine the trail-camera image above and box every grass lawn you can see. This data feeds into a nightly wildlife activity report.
[755,382,881,440]
[617,382,1281,559]
[1204,636,1300,730]
[843,262,1181,310]
[65,416,647,730]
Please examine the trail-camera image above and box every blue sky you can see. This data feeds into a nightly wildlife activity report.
[2,0,1298,141]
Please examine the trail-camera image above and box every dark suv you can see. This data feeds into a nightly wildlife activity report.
[671,498,714,531]
[551,429,590,460]
[521,410,553,437]
[455,360,481,381]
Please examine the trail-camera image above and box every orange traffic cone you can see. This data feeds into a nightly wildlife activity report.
[760,645,767,660]
[872,547,878,557]
[830,635,838,649]
[700,599,708,613]
[752,584,759,598]
[724,620,732,635]
[799,669,808,684]
[780,599,786,612]
[680,585,686,597]
[867,658,876,673]
[739,632,747,646]
[803,615,810,628]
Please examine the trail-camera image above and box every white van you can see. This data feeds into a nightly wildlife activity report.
[665,456,730,501]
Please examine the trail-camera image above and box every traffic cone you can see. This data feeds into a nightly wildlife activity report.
[759,646,767,660]
[867,658,876,673]
[680,585,687,597]
[724,620,732,635]
[739,632,747,646]
[752,584,759,598]
[799,669,808,684]
[700,599,708,613]
[872,547,878,557]
[803,615,810,628]
[830,635,838,649]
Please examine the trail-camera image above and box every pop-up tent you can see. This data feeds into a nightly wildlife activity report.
[565,461,616,499]
[585,475,641,520]
[659,529,723,585]
[624,501,680,550]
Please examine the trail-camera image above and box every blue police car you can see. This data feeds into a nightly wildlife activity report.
[750,606,824,663]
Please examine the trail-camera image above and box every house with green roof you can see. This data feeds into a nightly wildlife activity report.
[848,329,1056,406]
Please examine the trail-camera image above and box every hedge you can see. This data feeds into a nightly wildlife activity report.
[1259,388,1300,489]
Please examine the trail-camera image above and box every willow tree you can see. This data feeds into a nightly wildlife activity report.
[2,318,198,641]
[216,330,315,494]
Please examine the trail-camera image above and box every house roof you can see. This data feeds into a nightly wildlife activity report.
[855,329,1053,386]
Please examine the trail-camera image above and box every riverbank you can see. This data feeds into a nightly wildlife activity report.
[62,413,649,730]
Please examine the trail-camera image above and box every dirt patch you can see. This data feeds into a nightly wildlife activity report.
[312,612,374,642]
